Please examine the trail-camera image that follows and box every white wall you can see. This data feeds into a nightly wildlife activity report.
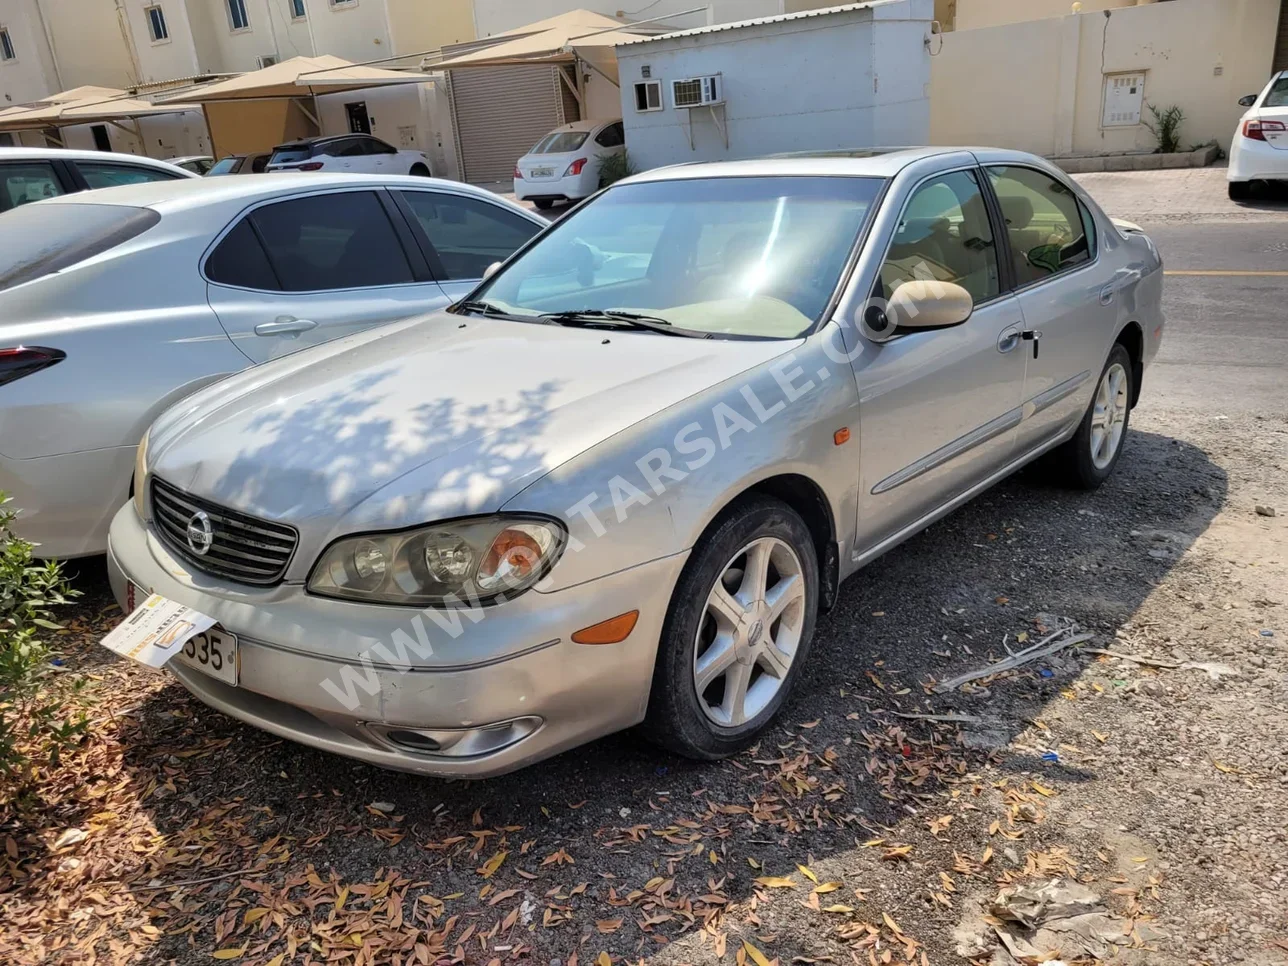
[301,0,390,62]
[0,0,61,103]
[123,0,201,82]
[316,79,459,178]
[59,109,210,156]
[472,0,788,38]
[616,0,933,171]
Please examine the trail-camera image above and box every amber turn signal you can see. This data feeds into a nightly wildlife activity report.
[833,427,851,445]
[571,610,640,645]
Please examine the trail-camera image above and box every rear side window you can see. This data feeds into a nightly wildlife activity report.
[248,191,414,291]
[77,161,182,188]
[1265,77,1288,108]
[400,191,540,280]
[206,219,279,290]
[269,145,313,165]
[0,203,159,292]
[0,161,65,211]
[595,122,624,148]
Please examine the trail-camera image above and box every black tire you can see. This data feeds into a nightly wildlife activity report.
[1228,180,1252,201]
[533,198,554,210]
[1043,343,1134,490]
[409,164,430,177]
[641,496,818,760]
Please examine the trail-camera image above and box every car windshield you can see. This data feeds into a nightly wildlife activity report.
[531,131,589,155]
[1265,77,1288,108]
[472,175,883,339]
[269,145,312,165]
[208,157,238,175]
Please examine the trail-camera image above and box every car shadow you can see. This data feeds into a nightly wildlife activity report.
[35,426,1227,962]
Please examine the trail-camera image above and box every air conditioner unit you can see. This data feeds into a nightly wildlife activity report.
[671,75,722,108]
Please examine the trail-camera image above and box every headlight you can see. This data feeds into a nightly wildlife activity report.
[132,430,149,519]
[307,515,565,606]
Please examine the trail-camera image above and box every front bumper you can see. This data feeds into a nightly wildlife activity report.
[513,172,593,203]
[106,504,688,777]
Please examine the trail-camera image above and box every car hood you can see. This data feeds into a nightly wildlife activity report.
[148,312,794,538]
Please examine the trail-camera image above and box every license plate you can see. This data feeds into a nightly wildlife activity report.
[175,628,239,687]
[530,167,554,178]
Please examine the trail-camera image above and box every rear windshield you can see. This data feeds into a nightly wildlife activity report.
[269,145,313,165]
[208,157,239,175]
[531,131,588,155]
[1265,77,1288,108]
[0,203,159,293]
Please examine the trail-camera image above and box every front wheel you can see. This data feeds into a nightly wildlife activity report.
[1043,344,1134,489]
[641,496,818,760]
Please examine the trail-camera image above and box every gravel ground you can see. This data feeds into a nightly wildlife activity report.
[3,403,1285,966]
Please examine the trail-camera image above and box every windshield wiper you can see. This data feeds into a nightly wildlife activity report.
[454,299,532,322]
[541,309,710,339]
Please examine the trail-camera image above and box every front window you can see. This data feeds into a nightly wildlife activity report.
[471,176,882,340]
[227,0,249,30]
[531,131,588,155]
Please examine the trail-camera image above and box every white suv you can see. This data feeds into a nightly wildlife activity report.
[265,135,433,177]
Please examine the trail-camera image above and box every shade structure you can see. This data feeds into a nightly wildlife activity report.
[156,55,433,104]
[432,9,663,73]
[0,91,200,133]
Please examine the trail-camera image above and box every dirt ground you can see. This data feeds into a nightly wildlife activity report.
[2,402,1284,966]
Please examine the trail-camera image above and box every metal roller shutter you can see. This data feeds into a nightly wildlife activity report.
[448,65,566,183]
[1276,0,1288,72]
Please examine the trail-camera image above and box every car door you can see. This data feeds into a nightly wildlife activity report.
[983,163,1113,454]
[204,188,450,364]
[393,189,545,301]
[850,167,1028,553]
[365,138,399,174]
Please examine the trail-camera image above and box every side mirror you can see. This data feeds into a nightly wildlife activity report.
[867,280,974,340]
[1238,94,1258,107]
[482,261,502,280]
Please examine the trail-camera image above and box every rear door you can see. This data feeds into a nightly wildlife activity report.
[204,188,450,363]
[393,189,544,301]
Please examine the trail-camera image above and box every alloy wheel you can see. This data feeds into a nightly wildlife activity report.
[1090,362,1129,470]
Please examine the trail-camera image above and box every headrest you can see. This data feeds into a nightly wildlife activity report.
[999,195,1033,230]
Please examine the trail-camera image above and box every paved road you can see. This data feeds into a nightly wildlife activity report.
[1073,168,1288,415]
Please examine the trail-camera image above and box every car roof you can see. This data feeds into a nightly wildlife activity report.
[272,133,383,149]
[29,172,542,218]
[621,146,1051,184]
[542,118,619,136]
[0,145,196,173]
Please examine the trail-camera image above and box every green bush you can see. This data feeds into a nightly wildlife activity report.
[599,150,636,188]
[1145,104,1185,155]
[0,494,84,789]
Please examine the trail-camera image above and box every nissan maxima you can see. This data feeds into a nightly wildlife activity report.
[104,148,1163,776]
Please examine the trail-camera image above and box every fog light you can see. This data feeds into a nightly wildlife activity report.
[367,716,542,758]
[385,729,442,752]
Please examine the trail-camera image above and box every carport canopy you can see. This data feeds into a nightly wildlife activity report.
[0,88,199,134]
[155,55,435,103]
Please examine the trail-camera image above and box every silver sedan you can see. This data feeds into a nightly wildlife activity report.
[105,147,1164,777]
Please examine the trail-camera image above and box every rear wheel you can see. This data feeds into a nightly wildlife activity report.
[533,198,554,210]
[1043,344,1134,490]
[642,496,818,760]
[409,163,430,176]
[1228,180,1252,201]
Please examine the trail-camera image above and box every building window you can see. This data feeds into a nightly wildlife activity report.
[0,28,15,61]
[634,80,662,112]
[145,5,169,42]
[289,0,306,19]
[227,0,250,30]
[329,0,358,8]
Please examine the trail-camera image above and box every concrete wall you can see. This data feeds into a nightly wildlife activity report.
[385,0,474,56]
[204,95,314,154]
[33,0,139,90]
[616,0,932,171]
[124,0,201,82]
[300,0,390,62]
[59,109,209,156]
[0,0,62,103]
[930,0,1280,157]
[473,0,789,38]
[954,0,1138,31]
[180,0,315,73]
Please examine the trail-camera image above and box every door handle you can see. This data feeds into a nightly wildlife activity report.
[997,325,1023,353]
[1099,285,1115,306]
[254,317,318,337]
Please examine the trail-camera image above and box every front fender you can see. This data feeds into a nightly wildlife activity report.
[504,335,862,593]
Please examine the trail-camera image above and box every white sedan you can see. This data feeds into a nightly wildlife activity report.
[513,118,624,209]
[1228,70,1288,200]
[265,135,433,177]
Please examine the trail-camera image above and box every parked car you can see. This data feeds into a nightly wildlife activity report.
[266,135,433,177]
[105,148,1163,778]
[171,155,215,175]
[514,118,624,209]
[207,152,271,176]
[1228,70,1288,199]
[0,174,545,558]
[0,146,196,211]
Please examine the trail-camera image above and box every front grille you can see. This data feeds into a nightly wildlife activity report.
[150,477,298,586]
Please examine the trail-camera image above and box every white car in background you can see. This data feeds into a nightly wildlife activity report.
[265,134,433,177]
[514,118,625,209]
[0,174,544,558]
[1228,70,1288,200]
[0,146,196,210]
